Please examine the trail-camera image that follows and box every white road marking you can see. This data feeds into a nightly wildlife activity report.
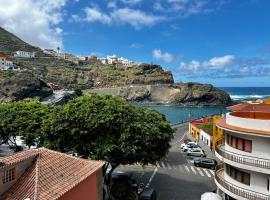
[177,165,183,171]
[202,168,212,178]
[160,161,165,168]
[146,167,158,188]
[209,170,214,175]
[190,166,197,175]
[167,162,172,170]
[184,165,190,173]
[156,162,161,168]
[197,167,205,176]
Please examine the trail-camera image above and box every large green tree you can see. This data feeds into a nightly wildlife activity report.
[0,101,49,148]
[42,94,174,174]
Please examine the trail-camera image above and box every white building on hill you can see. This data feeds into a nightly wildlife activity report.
[0,53,13,70]
[14,51,35,58]
[107,54,118,64]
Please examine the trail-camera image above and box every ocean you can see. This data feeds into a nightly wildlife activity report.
[143,87,270,124]
[220,87,270,101]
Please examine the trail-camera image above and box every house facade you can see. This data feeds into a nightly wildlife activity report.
[0,53,13,70]
[14,51,35,58]
[214,110,270,200]
[0,148,105,200]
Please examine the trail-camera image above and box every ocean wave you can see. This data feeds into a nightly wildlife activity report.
[230,94,270,100]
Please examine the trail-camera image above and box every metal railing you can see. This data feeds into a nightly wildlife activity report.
[216,144,270,169]
[215,164,270,200]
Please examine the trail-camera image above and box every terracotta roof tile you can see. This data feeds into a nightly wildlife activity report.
[0,148,105,200]
[227,103,270,113]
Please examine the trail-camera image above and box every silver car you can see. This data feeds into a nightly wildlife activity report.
[186,148,205,157]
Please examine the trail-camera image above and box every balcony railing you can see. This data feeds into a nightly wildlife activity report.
[215,164,270,200]
[216,144,270,169]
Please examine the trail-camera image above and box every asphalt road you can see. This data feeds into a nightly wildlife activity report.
[119,123,216,200]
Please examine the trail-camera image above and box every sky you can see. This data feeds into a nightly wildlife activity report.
[0,0,270,87]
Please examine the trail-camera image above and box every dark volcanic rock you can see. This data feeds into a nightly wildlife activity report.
[0,71,52,102]
[92,83,232,106]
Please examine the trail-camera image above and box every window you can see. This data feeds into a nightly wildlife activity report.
[2,168,15,184]
[226,164,250,185]
[226,134,252,153]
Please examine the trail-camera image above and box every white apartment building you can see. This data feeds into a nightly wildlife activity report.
[215,110,270,200]
[0,53,13,70]
[107,54,118,64]
[14,51,35,58]
[43,49,58,57]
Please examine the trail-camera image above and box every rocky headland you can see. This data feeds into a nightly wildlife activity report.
[0,26,232,106]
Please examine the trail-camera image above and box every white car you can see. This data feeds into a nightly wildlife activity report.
[182,142,199,152]
[186,148,205,157]
[181,141,197,149]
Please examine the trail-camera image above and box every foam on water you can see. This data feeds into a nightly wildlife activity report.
[230,94,269,100]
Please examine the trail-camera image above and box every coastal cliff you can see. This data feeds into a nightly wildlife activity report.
[0,71,52,102]
[88,83,232,106]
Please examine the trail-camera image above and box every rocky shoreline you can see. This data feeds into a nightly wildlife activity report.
[86,83,232,106]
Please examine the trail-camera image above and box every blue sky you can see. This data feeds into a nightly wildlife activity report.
[1,0,270,87]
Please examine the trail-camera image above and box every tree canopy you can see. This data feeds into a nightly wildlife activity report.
[42,94,175,170]
[0,100,49,148]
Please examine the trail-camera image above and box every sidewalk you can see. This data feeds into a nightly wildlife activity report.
[184,132,217,160]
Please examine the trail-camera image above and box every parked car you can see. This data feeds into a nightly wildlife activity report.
[181,141,197,149]
[194,158,217,169]
[111,171,138,191]
[139,188,157,200]
[182,143,199,152]
[186,148,206,157]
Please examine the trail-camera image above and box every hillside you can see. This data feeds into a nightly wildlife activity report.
[16,57,174,89]
[0,27,44,56]
[0,71,52,102]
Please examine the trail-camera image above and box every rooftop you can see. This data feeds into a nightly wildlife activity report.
[227,103,270,113]
[0,53,12,61]
[216,112,270,137]
[0,148,105,200]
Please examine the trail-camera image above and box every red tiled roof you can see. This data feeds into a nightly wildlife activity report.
[0,148,105,200]
[227,103,270,113]
[0,53,12,61]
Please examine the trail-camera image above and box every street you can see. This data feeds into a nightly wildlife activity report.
[118,123,216,200]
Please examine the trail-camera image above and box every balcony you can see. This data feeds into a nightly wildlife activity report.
[215,164,270,200]
[216,144,270,169]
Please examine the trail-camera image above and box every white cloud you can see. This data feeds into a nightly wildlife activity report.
[153,49,174,63]
[74,7,164,29]
[84,7,112,24]
[202,55,235,69]
[107,1,117,9]
[129,43,143,49]
[120,0,143,5]
[111,8,164,29]
[0,0,67,49]
[179,55,237,76]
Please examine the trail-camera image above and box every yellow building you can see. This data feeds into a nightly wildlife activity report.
[263,97,270,104]
[189,122,201,143]
[212,115,224,150]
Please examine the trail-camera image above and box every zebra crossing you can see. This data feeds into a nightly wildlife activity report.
[156,161,214,178]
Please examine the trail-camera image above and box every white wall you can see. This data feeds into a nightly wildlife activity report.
[224,164,270,195]
[225,130,270,160]
[226,113,270,132]
[200,129,212,148]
